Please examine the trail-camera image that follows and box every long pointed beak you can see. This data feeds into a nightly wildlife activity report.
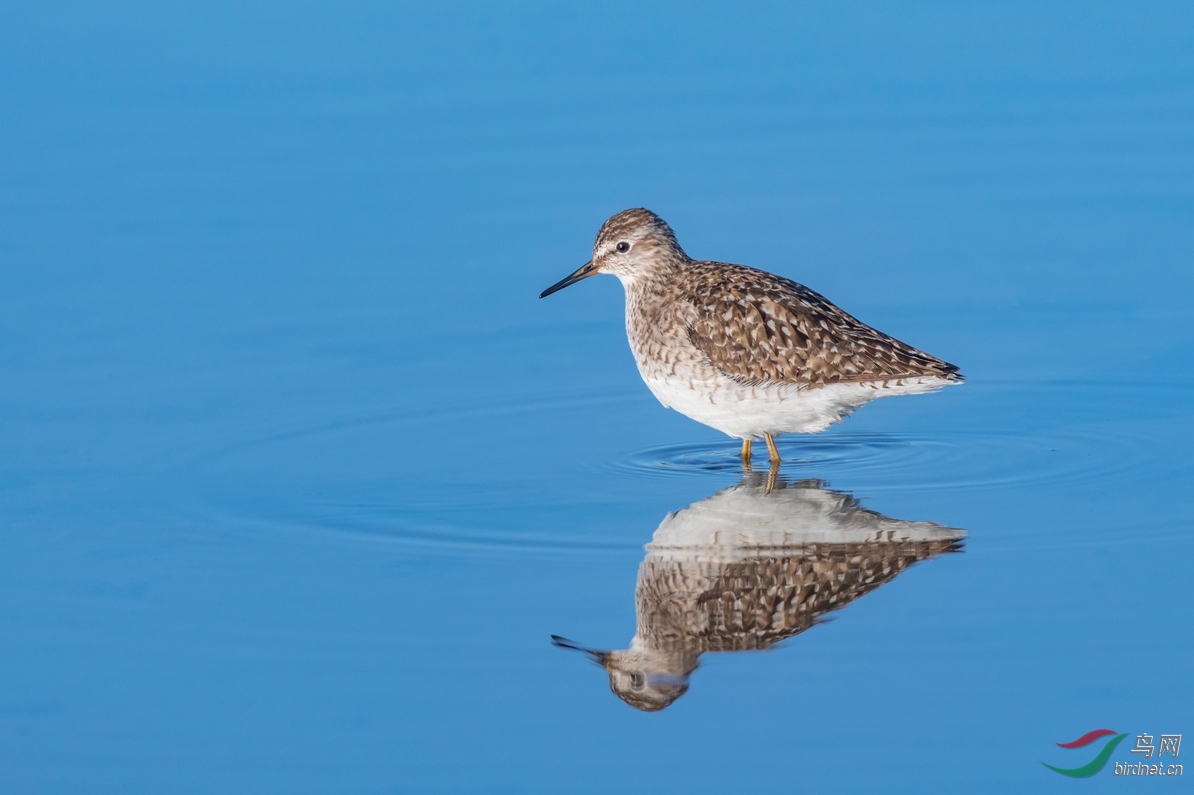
[551,634,609,665]
[540,261,598,298]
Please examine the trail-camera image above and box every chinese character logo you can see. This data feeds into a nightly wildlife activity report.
[1114,733,1183,777]
[1044,730,1183,778]
[1131,733,1156,758]
[1042,729,1128,778]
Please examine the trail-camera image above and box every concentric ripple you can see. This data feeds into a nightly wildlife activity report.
[605,424,1155,493]
[177,379,1183,553]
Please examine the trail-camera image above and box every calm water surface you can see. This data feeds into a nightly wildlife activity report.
[1,2,1191,792]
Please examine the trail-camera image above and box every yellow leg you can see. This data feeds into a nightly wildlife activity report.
[740,438,752,469]
[764,433,781,466]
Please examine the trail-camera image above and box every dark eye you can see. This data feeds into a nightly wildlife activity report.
[630,673,644,690]
[616,241,630,253]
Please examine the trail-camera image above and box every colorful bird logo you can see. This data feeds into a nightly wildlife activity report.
[1042,729,1129,777]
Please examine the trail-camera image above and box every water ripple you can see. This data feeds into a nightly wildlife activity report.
[604,425,1153,492]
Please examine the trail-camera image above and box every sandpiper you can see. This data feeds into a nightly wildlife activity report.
[540,208,962,466]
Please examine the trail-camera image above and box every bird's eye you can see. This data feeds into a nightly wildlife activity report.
[616,241,630,253]
[630,673,644,690]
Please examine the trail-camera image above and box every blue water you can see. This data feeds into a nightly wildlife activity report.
[2,2,1191,791]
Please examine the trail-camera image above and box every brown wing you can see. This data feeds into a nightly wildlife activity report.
[682,262,961,386]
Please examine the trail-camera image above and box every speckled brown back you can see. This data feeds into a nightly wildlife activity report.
[675,261,962,387]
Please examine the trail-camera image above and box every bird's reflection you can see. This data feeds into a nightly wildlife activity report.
[554,472,964,711]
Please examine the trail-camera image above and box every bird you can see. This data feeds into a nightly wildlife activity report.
[540,208,962,467]
[552,473,965,711]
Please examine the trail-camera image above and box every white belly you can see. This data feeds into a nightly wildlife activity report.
[640,370,956,439]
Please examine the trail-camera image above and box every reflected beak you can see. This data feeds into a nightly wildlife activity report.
[540,261,598,298]
[551,634,609,665]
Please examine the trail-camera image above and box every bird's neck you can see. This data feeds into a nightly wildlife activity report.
[617,254,688,299]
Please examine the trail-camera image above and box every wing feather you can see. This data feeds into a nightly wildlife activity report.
[681,263,960,387]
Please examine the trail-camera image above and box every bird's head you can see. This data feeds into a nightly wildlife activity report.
[551,634,694,712]
[540,208,686,298]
